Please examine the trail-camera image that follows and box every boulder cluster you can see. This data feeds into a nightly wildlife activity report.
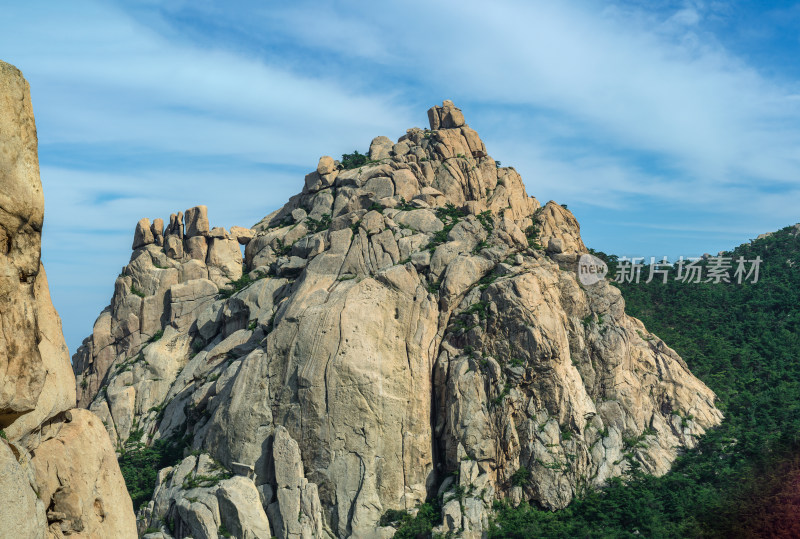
[72,204,253,408]
[0,60,136,538]
[71,99,723,538]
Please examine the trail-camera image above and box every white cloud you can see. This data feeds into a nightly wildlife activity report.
[258,0,800,193]
[2,1,414,166]
[3,0,800,354]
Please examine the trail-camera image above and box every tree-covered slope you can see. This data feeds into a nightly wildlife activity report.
[488,224,800,538]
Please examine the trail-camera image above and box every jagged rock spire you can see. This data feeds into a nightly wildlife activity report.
[72,100,722,539]
[427,99,466,129]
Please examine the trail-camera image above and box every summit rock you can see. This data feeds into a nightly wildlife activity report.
[73,100,722,538]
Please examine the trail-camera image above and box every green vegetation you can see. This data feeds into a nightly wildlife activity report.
[218,270,267,299]
[396,200,416,211]
[510,466,531,487]
[463,300,488,320]
[476,210,494,234]
[182,470,232,490]
[380,509,411,527]
[115,351,144,374]
[524,224,542,250]
[386,501,442,539]
[149,329,164,342]
[427,277,442,294]
[488,225,800,537]
[274,238,293,256]
[130,284,146,298]
[472,239,489,254]
[118,436,188,511]
[341,150,369,169]
[306,213,331,233]
[427,203,467,250]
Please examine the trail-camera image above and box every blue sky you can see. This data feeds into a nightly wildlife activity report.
[2,0,799,357]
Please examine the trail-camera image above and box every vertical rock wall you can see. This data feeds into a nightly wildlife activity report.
[0,60,136,538]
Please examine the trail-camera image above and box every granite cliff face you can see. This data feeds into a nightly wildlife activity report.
[0,60,137,538]
[73,100,723,538]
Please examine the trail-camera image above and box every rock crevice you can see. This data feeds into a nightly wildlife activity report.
[73,100,723,538]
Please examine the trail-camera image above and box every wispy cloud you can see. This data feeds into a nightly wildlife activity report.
[1,0,798,354]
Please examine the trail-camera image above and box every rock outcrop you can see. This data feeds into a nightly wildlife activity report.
[74,99,723,538]
[0,60,136,538]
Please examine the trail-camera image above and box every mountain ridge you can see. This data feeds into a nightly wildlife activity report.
[71,100,722,538]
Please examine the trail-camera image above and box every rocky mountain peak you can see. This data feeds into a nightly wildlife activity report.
[72,100,722,538]
[427,99,466,130]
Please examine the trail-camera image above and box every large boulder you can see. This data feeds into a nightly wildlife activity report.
[0,60,136,538]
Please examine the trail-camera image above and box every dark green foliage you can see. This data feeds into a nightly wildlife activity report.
[0,429,6,440]
[341,150,369,169]
[130,284,146,298]
[182,471,232,490]
[463,301,488,320]
[492,382,512,406]
[427,203,467,250]
[218,523,233,538]
[148,403,166,422]
[477,210,494,234]
[427,278,441,294]
[150,329,164,342]
[511,466,531,487]
[489,225,800,537]
[118,437,187,511]
[247,319,257,331]
[380,509,410,527]
[368,202,385,214]
[524,225,542,250]
[392,501,442,539]
[306,213,331,233]
[127,425,144,445]
[478,272,498,290]
[274,238,292,256]
[436,202,466,222]
[397,200,416,211]
[218,270,266,299]
[588,248,618,280]
[473,239,489,254]
[114,351,144,374]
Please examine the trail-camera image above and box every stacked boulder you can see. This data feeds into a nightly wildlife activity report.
[73,99,723,538]
[72,206,252,408]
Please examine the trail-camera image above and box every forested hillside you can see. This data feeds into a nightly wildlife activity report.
[488,225,800,538]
